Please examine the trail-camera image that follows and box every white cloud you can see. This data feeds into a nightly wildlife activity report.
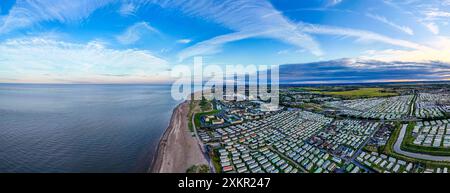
[301,24,427,50]
[0,0,443,83]
[360,36,450,63]
[327,0,343,7]
[1,0,423,62]
[176,39,192,44]
[424,22,439,34]
[169,0,322,60]
[178,31,259,60]
[277,50,289,55]
[424,9,450,19]
[172,0,426,61]
[0,0,113,33]
[0,37,170,83]
[420,8,450,34]
[382,0,449,35]
[116,22,159,45]
[366,13,414,35]
[119,3,137,16]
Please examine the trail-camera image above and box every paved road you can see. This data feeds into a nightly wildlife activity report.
[394,124,450,161]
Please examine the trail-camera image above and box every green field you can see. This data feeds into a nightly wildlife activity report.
[288,87,322,92]
[194,110,220,128]
[321,88,397,98]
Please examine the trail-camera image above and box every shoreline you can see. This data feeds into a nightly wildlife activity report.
[148,102,181,173]
[149,100,208,173]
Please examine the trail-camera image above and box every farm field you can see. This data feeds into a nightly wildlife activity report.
[321,88,398,98]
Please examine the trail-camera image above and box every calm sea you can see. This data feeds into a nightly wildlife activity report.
[0,84,180,173]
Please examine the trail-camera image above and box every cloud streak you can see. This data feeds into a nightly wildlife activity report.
[0,0,114,33]
[359,35,450,65]
[382,0,450,35]
[176,39,191,44]
[0,0,429,61]
[0,37,169,83]
[119,2,137,16]
[0,0,324,60]
[0,0,447,84]
[116,22,159,45]
[326,0,343,7]
[423,22,439,35]
[301,23,427,50]
[366,13,414,35]
[172,0,428,60]
[159,0,322,60]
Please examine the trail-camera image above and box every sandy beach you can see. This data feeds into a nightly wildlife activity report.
[150,100,208,173]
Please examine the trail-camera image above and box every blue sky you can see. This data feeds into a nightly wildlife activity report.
[0,0,449,83]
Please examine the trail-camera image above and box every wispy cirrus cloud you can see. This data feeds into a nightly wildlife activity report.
[1,0,447,84]
[382,0,450,35]
[0,0,114,34]
[178,31,259,60]
[366,13,414,35]
[423,8,450,19]
[176,39,191,44]
[172,0,428,61]
[361,36,450,63]
[168,0,322,60]
[116,22,159,45]
[118,2,137,16]
[420,8,450,34]
[0,0,322,60]
[423,22,439,35]
[0,37,169,83]
[326,0,343,7]
[301,24,426,50]
[0,0,428,62]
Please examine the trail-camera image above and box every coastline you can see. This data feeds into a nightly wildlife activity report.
[149,100,208,173]
[149,101,180,173]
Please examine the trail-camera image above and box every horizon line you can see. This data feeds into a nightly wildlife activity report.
[1,80,449,86]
